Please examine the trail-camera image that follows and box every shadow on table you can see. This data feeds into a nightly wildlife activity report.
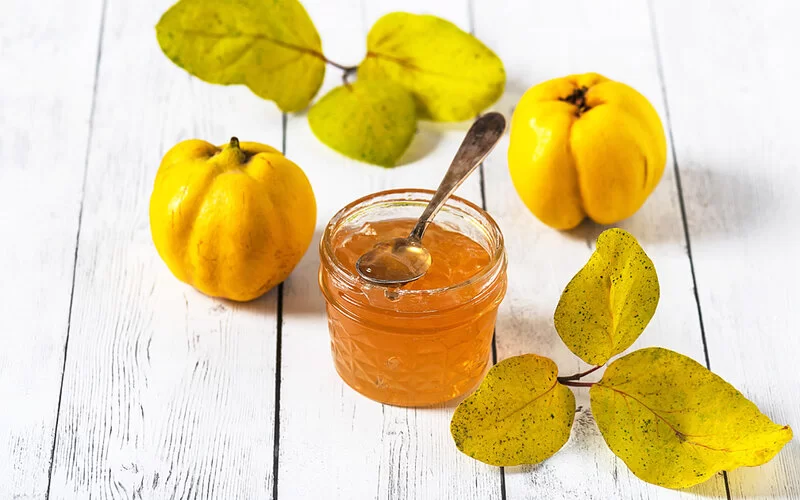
[492,78,529,119]
[279,228,328,316]
[560,164,772,248]
[231,229,326,317]
[397,121,475,166]
[723,447,800,498]
[493,303,570,365]
[396,80,529,167]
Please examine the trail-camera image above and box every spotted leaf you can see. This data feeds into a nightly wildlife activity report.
[591,347,793,488]
[156,0,325,112]
[450,354,575,466]
[554,228,659,365]
[308,80,417,167]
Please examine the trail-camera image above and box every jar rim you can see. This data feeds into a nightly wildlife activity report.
[320,188,506,296]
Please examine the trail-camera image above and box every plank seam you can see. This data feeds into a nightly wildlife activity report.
[469,1,506,498]
[272,113,288,500]
[478,164,500,367]
[646,0,731,497]
[272,283,283,500]
[45,0,108,496]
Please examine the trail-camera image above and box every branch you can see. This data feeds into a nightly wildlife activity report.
[557,365,602,383]
[559,380,596,388]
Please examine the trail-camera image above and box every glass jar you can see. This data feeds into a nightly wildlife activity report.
[319,189,507,407]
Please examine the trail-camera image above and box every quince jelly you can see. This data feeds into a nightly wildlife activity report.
[319,190,507,406]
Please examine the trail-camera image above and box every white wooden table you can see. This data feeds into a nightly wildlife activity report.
[2,0,798,498]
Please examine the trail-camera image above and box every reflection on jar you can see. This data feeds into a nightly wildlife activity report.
[319,189,507,407]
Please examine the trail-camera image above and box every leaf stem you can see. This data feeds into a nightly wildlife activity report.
[559,380,596,388]
[320,56,358,87]
[323,57,358,73]
[342,66,357,86]
[557,365,603,383]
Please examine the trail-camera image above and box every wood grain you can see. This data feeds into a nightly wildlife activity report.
[473,0,728,497]
[4,0,798,498]
[652,1,800,497]
[47,0,284,497]
[276,1,501,498]
[0,0,103,496]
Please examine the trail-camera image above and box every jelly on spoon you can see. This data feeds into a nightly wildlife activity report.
[355,112,506,285]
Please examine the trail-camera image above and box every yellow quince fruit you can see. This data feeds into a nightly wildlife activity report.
[508,73,666,229]
[150,138,316,301]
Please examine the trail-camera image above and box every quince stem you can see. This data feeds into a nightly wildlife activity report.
[559,86,592,117]
[215,136,246,165]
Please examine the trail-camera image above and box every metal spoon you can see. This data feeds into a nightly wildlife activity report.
[355,112,506,286]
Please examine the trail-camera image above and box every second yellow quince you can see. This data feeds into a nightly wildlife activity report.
[508,73,666,229]
[150,137,316,301]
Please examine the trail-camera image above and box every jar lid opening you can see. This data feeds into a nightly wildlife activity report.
[320,189,506,297]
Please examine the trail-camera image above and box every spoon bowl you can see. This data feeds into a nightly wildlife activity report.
[355,112,506,285]
[355,237,431,285]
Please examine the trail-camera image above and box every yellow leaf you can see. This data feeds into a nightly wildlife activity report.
[359,12,505,122]
[308,80,417,167]
[591,347,793,488]
[450,354,576,466]
[554,228,659,365]
[156,0,324,112]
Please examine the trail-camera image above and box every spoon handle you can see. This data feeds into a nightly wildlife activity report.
[409,112,507,241]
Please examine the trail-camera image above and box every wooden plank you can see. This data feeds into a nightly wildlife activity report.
[0,0,104,496]
[46,0,284,497]
[473,0,728,497]
[277,0,501,498]
[651,1,800,497]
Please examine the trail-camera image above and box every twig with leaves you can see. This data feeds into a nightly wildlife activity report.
[156,1,505,166]
[451,229,792,489]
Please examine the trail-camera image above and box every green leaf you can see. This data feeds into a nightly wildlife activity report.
[156,0,325,112]
[358,12,505,122]
[554,228,659,365]
[591,347,793,488]
[450,354,576,466]
[308,80,417,167]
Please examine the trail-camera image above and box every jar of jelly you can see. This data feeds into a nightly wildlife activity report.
[319,189,507,406]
